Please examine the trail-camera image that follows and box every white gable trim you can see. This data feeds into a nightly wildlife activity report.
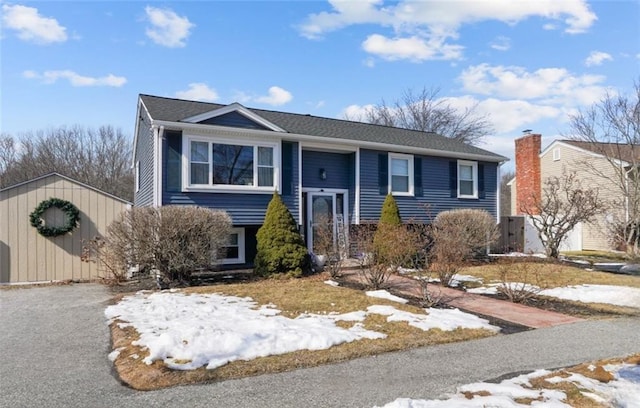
[181,103,287,132]
[132,98,152,167]
[540,140,629,166]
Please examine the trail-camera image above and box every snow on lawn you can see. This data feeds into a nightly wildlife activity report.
[378,363,640,407]
[540,285,640,308]
[468,283,640,308]
[366,290,408,304]
[368,305,500,333]
[105,290,498,371]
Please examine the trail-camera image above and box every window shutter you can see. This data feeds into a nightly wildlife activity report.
[414,157,423,197]
[478,163,485,199]
[449,161,457,198]
[282,142,293,195]
[378,153,388,195]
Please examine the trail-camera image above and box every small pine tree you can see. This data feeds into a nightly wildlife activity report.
[378,194,402,226]
[374,194,403,262]
[254,193,310,277]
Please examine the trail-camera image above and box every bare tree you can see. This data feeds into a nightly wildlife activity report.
[521,172,606,258]
[0,125,133,201]
[567,79,640,255]
[346,87,493,145]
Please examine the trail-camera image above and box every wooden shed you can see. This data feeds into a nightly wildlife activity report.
[0,173,131,284]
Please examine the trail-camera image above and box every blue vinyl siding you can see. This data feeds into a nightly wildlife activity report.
[359,149,497,223]
[161,135,299,225]
[134,111,155,207]
[302,150,356,223]
[199,111,269,130]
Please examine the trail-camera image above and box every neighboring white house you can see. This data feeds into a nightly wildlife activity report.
[0,173,131,284]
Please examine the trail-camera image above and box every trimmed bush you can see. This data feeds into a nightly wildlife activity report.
[254,193,310,277]
[378,194,402,226]
[374,194,403,263]
[82,206,232,285]
[429,208,499,286]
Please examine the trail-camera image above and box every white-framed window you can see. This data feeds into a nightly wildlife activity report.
[389,153,414,196]
[135,161,140,192]
[184,136,279,192]
[219,228,245,264]
[458,160,478,198]
[553,148,561,161]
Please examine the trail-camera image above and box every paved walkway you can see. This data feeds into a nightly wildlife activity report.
[341,270,585,328]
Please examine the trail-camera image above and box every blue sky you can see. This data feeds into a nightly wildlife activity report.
[2,0,639,167]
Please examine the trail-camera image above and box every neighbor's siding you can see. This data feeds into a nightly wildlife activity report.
[161,135,300,225]
[540,143,620,251]
[359,149,498,223]
[0,174,129,283]
[134,109,155,207]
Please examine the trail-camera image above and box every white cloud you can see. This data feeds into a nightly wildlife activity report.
[459,63,609,106]
[299,0,596,61]
[362,34,463,61]
[490,36,511,51]
[584,51,613,67]
[2,4,67,44]
[175,83,218,101]
[144,6,194,48]
[340,104,376,121]
[23,70,126,87]
[254,86,293,106]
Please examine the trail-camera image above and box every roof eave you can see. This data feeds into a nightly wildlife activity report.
[151,119,507,163]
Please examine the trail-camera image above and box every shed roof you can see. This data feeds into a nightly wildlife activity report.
[140,94,507,162]
[0,172,132,204]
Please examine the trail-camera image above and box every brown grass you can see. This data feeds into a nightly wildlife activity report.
[464,262,640,289]
[109,274,495,390]
[463,261,640,316]
[525,354,640,407]
[459,354,639,407]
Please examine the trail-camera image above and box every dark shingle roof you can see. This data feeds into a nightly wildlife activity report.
[140,94,506,162]
[561,140,640,164]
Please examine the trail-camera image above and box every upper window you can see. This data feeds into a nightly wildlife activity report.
[135,161,140,192]
[389,153,414,196]
[553,148,561,161]
[458,160,478,198]
[186,138,277,191]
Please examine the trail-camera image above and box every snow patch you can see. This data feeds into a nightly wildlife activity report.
[366,290,408,304]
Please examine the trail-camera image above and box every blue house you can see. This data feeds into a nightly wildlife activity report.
[133,94,507,268]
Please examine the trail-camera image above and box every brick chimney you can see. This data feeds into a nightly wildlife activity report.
[515,133,541,215]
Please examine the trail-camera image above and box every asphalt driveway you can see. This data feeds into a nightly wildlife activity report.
[1,284,639,408]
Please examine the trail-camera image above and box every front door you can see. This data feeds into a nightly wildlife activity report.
[308,192,336,254]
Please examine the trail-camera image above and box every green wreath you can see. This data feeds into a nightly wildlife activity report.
[29,197,80,237]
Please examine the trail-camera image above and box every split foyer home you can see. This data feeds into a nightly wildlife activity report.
[133,94,507,268]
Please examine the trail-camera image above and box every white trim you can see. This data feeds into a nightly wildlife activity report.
[151,119,507,163]
[182,134,280,193]
[304,189,350,254]
[182,103,287,132]
[355,147,360,224]
[300,141,358,153]
[457,159,478,199]
[132,98,152,167]
[540,140,629,167]
[298,142,303,226]
[220,228,245,264]
[496,163,502,223]
[389,153,414,196]
[135,161,140,193]
[552,148,561,161]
